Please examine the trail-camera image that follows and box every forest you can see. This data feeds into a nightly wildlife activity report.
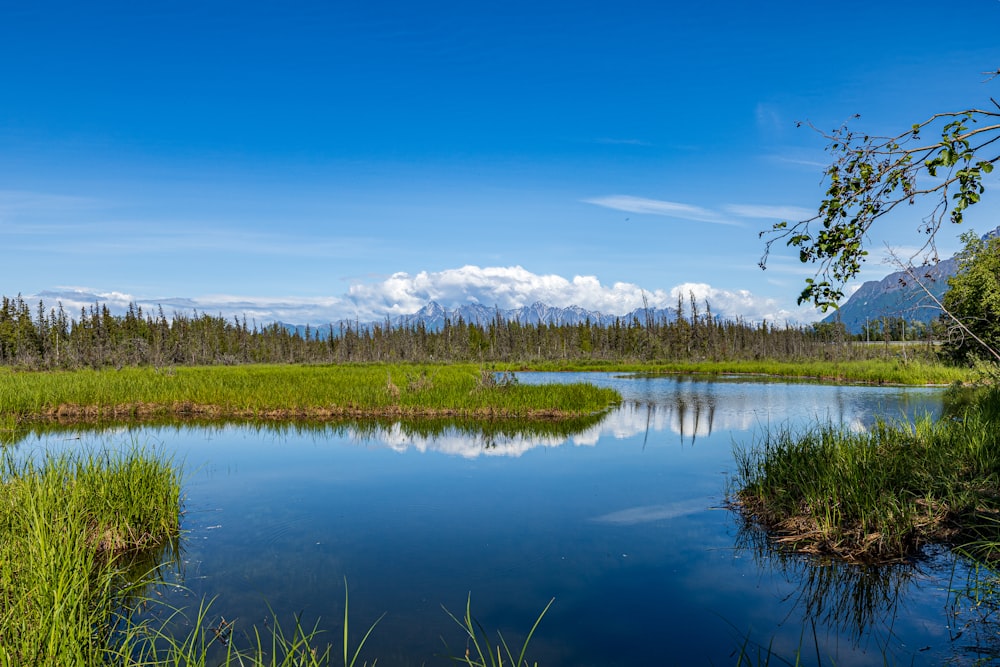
[0,294,931,369]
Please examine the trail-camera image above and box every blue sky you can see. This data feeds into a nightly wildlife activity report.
[2,0,999,324]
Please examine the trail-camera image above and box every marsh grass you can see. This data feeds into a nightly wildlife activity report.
[526,358,970,385]
[116,580,383,667]
[0,364,620,424]
[441,594,553,667]
[117,585,552,667]
[0,446,181,665]
[732,387,1000,562]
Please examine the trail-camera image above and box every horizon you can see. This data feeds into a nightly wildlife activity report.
[3,1,999,325]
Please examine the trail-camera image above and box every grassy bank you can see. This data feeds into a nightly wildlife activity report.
[0,363,620,424]
[523,358,971,385]
[0,446,181,665]
[732,387,1000,563]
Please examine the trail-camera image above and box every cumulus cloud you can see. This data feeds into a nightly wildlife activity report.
[33,267,821,326]
[346,265,676,317]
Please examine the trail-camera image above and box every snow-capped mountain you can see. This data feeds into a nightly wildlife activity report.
[285,300,680,338]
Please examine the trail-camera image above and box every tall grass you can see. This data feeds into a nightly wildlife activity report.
[0,446,181,665]
[116,581,383,667]
[116,586,549,667]
[732,386,1000,562]
[0,364,620,423]
[441,594,553,667]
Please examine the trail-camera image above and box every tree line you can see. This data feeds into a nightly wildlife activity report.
[0,294,934,370]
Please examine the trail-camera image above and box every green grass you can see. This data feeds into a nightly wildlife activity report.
[441,594,553,667]
[116,581,384,667]
[0,364,621,424]
[114,585,549,667]
[523,358,971,385]
[0,445,181,665]
[732,386,1000,562]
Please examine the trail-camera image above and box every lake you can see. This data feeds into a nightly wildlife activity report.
[18,373,993,665]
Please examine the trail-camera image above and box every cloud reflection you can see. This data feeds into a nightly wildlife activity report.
[590,499,708,525]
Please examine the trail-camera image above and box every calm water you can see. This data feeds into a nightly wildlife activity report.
[22,373,996,665]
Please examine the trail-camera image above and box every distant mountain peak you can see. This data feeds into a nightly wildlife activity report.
[821,225,1000,333]
[281,300,681,338]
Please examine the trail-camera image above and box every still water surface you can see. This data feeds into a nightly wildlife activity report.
[26,373,992,665]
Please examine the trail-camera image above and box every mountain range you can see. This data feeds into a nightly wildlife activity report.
[821,226,1000,333]
[284,301,680,338]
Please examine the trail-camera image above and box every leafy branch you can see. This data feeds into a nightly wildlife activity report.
[760,96,1000,310]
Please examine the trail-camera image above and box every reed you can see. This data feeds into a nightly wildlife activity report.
[116,585,551,667]
[0,364,620,424]
[732,387,1000,562]
[441,594,553,667]
[115,583,382,667]
[0,445,181,665]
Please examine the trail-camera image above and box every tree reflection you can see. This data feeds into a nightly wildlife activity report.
[630,392,717,447]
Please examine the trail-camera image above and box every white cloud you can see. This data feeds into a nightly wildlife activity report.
[669,282,820,323]
[32,267,822,325]
[765,154,828,169]
[0,190,101,215]
[584,195,740,226]
[36,288,349,326]
[724,204,814,221]
[755,103,784,136]
[593,137,652,146]
[346,265,677,317]
[585,195,819,228]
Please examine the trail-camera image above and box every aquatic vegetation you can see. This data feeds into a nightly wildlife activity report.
[0,446,181,665]
[117,581,384,667]
[441,594,553,667]
[732,386,1000,562]
[0,364,621,424]
[115,584,553,667]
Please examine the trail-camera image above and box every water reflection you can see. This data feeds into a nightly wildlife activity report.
[3,412,611,457]
[734,518,916,645]
[591,499,707,525]
[947,558,1000,660]
[732,517,1000,664]
[519,373,945,446]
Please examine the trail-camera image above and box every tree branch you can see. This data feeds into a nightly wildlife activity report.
[760,100,1000,309]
